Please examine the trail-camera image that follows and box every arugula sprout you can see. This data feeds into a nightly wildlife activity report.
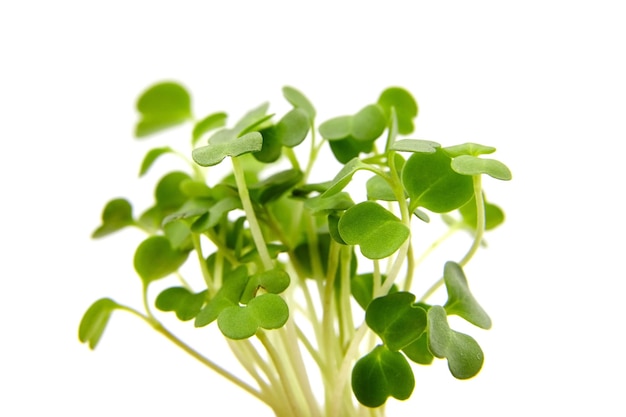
[80,81,511,416]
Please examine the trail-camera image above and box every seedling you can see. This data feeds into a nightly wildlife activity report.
[79,81,511,417]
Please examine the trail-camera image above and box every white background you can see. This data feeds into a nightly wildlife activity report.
[2,1,625,416]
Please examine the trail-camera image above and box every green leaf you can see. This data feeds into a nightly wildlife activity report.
[427,305,484,379]
[192,112,227,144]
[443,262,492,329]
[352,104,387,142]
[195,266,249,327]
[443,142,496,157]
[321,157,377,198]
[139,147,175,177]
[352,345,415,408]
[276,108,310,147]
[92,198,134,238]
[366,292,427,351]
[402,331,434,365]
[133,236,189,285]
[377,87,418,135]
[459,194,505,231]
[135,82,192,137]
[328,136,374,164]
[155,171,193,212]
[241,268,291,304]
[366,175,396,201]
[217,294,289,339]
[247,293,289,330]
[451,155,513,180]
[338,202,409,259]
[217,306,258,339]
[233,102,271,135]
[192,131,263,166]
[390,139,440,154]
[190,196,241,232]
[282,86,316,121]
[351,273,398,310]
[78,298,120,349]
[249,169,303,205]
[319,115,352,140]
[163,219,193,250]
[304,192,354,215]
[155,287,206,321]
[402,148,474,213]
[254,125,282,163]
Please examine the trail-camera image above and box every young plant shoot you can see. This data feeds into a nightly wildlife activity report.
[79,82,511,417]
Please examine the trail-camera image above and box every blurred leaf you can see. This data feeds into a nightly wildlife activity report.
[276,108,310,147]
[135,82,192,137]
[390,139,439,154]
[192,112,227,144]
[92,198,134,238]
[133,236,189,285]
[249,169,303,205]
[319,115,352,140]
[459,194,505,231]
[155,171,192,212]
[282,86,316,121]
[155,287,206,321]
[352,104,386,142]
[78,298,120,349]
[377,87,418,135]
[139,147,175,177]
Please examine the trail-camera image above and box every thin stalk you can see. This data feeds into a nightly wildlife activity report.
[231,156,273,271]
[420,175,485,302]
[191,233,215,295]
[117,305,268,405]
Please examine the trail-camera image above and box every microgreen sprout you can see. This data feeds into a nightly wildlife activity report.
[79,81,511,417]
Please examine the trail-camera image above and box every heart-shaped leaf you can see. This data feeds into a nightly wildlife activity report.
[282,86,316,121]
[338,202,409,259]
[155,287,207,321]
[192,131,263,167]
[402,148,474,213]
[92,198,135,238]
[351,345,415,408]
[366,292,427,351]
[241,268,291,304]
[135,82,192,137]
[443,261,492,329]
[217,293,289,339]
[78,298,120,349]
[192,112,228,144]
[133,235,190,285]
[427,305,484,379]
[276,108,310,147]
[443,142,496,157]
[377,87,418,135]
[451,155,513,180]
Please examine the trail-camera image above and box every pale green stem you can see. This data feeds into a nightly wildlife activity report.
[117,305,268,405]
[191,233,215,295]
[257,330,307,417]
[420,175,485,302]
[231,156,273,271]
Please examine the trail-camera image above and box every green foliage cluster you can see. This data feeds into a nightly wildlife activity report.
[79,81,511,417]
